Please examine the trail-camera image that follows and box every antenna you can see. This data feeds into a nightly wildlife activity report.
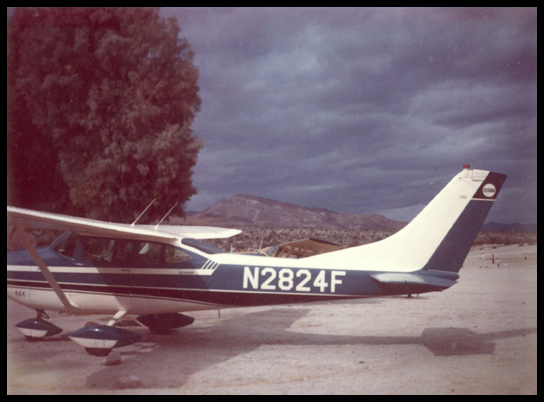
[154,203,178,230]
[131,198,157,226]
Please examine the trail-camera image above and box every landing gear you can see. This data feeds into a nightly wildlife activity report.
[85,347,113,357]
[137,313,195,335]
[15,310,63,342]
[69,311,141,357]
[14,309,194,357]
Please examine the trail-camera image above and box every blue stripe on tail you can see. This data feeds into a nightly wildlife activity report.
[423,172,507,273]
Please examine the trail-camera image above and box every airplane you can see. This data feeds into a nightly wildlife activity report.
[7,165,507,357]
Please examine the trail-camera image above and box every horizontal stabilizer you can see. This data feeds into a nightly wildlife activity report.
[370,271,458,295]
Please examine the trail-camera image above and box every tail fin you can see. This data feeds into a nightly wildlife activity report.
[304,166,507,273]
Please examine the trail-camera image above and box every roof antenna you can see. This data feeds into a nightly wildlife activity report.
[154,203,178,230]
[131,198,157,226]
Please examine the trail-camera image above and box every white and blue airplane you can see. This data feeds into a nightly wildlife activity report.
[7,165,506,357]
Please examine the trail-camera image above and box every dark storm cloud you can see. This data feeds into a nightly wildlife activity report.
[163,7,537,223]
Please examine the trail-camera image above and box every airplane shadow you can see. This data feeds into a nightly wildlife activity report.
[85,307,537,390]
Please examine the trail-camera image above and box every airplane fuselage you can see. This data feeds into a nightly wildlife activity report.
[6,233,454,316]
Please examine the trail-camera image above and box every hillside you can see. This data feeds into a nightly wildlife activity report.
[481,222,538,233]
[179,193,407,231]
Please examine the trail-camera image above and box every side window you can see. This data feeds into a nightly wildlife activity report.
[137,242,162,265]
[112,240,134,265]
[165,245,191,264]
[82,238,115,264]
[79,239,194,267]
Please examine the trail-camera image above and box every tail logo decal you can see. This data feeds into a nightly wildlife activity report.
[482,183,496,198]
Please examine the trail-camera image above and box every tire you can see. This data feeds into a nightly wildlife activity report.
[85,347,112,357]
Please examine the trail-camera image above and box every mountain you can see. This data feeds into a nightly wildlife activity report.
[481,222,538,233]
[180,194,407,231]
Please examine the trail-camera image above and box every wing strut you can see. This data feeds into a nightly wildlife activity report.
[14,225,79,313]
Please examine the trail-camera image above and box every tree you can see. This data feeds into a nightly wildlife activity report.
[7,7,202,222]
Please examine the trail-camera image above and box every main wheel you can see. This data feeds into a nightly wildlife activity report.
[137,313,194,335]
[85,347,112,357]
[148,323,172,335]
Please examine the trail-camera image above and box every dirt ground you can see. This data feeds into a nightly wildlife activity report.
[7,244,537,395]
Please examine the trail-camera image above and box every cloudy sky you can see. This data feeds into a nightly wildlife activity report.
[163,8,537,224]
[166,8,537,224]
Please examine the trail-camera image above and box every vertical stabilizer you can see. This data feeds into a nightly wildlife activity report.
[303,166,507,273]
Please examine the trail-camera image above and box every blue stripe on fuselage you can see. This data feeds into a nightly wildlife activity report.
[7,244,456,308]
[7,261,383,297]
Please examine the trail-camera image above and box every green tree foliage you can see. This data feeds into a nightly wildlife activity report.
[7,7,202,222]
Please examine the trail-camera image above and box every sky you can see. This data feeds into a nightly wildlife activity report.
[8,8,537,224]
[161,8,537,224]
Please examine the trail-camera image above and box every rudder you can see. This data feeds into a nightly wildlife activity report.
[422,171,507,273]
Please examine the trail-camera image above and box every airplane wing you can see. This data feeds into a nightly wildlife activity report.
[7,206,241,313]
[133,225,242,240]
[7,206,241,243]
